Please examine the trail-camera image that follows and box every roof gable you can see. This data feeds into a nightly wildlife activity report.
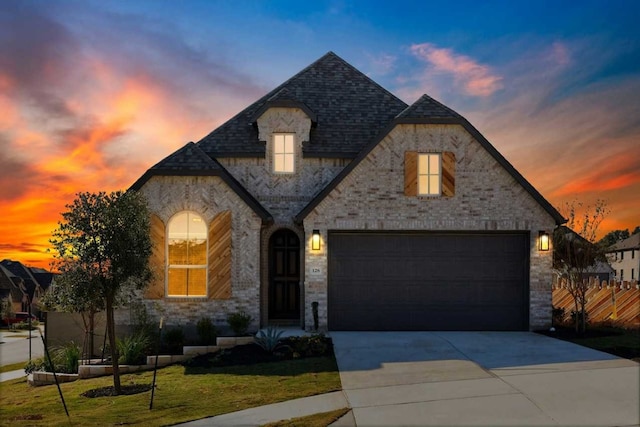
[130,142,272,222]
[295,94,566,225]
[197,52,408,158]
[395,94,461,121]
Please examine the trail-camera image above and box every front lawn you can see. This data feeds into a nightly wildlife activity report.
[539,326,640,361]
[0,355,341,426]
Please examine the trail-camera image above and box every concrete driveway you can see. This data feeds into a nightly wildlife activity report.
[331,332,639,426]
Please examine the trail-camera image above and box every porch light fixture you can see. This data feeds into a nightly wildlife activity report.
[539,231,550,251]
[312,229,321,250]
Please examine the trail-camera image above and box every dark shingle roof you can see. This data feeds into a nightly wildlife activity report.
[197,51,408,158]
[31,272,55,292]
[608,233,640,251]
[0,260,38,301]
[130,143,272,222]
[395,94,462,121]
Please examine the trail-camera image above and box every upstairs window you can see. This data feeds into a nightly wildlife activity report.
[273,133,295,173]
[418,153,441,195]
[167,212,207,297]
[405,151,455,197]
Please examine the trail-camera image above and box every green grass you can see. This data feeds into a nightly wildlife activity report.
[0,361,27,374]
[262,408,350,427]
[0,356,341,426]
[543,326,640,360]
[569,328,640,359]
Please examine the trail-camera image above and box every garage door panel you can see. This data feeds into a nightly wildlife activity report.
[328,232,528,331]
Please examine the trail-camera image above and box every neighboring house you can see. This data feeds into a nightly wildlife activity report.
[128,52,565,332]
[0,265,21,315]
[608,233,640,282]
[0,259,54,319]
[552,225,614,285]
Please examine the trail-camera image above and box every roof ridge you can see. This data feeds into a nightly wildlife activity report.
[196,51,407,154]
[396,94,461,120]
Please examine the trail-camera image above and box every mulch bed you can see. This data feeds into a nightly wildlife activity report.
[183,336,333,368]
[81,383,152,398]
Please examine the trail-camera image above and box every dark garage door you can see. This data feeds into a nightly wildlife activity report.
[328,232,529,331]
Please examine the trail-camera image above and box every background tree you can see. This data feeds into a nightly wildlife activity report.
[598,225,640,247]
[40,266,103,363]
[553,200,608,334]
[50,191,152,394]
[598,229,630,247]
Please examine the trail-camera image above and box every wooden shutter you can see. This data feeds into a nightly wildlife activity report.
[404,151,418,196]
[442,151,456,197]
[144,214,165,299]
[208,210,232,300]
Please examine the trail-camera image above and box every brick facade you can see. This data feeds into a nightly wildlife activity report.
[304,124,556,331]
[117,175,263,332]
[130,53,561,333]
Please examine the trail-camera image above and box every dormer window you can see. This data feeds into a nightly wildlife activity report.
[274,133,295,173]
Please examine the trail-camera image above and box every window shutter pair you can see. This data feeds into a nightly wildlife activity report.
[404,151,455,197]
[144,211,232,300]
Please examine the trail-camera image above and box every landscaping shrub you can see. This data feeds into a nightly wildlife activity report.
[570,310,589,327]
[14,319,39,330]
[162,326,185,354]
[283,334,331,358]
[25,341,81,374]
[255,326,285,354]
[196,317,218,345]
[54,341,81,373]
[117,332,151,365]
[552,306,565,326]
[227,311,252,336]
[24,357,53,374]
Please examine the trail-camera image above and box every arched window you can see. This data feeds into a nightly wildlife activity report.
[167,212,207,297]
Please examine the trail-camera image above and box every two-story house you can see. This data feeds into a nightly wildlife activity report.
[128,52,565,332]
[608,234,640,282]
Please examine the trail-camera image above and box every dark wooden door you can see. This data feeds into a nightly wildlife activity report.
[269,229,300,320]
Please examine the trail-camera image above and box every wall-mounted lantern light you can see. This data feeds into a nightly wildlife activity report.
[312,229,321,251]
[539,231,550,251]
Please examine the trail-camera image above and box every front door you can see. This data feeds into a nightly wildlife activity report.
[269,229,300,321]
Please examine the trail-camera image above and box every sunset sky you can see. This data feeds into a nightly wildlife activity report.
[2,1,639,269]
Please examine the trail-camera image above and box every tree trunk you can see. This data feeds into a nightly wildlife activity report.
[89,312,95,359]
[106,295,121,394]
[580,294,587,335]
[573,297,579,334]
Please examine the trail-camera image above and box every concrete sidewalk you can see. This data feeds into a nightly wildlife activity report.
[176,391,350,426]
[0,369,26,382]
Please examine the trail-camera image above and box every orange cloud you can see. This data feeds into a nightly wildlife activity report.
[410,43,503,96]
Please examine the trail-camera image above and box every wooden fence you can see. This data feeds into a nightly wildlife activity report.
[552,278,640,327]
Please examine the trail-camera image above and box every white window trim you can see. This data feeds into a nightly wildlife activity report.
[417,153,442,196]
[166,211,208,298]
[273,133,295,174]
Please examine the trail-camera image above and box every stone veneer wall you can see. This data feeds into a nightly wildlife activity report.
[117,175,263,332]
[304,124,557,331]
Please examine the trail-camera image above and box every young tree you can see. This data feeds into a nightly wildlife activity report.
[50,191,152,394]
[553,200,608,334]
[40,266,103,363]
